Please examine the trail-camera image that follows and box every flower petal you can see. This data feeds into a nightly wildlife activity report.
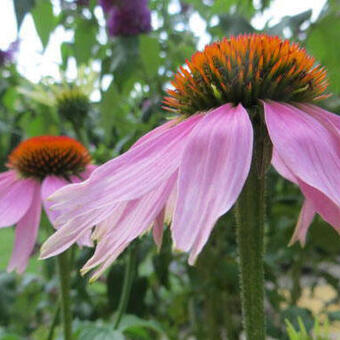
[298,180,340,233]
[0,175,37,228]
[273,147,340,240]
[7,181,41,273]
[171,103,253,263]
[50,114,202,219]
[289,199,315,247]
[298,103,340,134]
[264,101,340,208]
[81,173,176,278]
[153,207,165,249]
[41,176,68,226]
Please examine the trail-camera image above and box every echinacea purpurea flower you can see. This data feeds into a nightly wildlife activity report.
[0,136,95,273]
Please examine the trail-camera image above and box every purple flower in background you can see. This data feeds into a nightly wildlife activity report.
[100,0,152,37]
[0,41,18,66]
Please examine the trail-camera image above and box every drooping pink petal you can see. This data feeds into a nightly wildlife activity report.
[0,170,17,190]
[289,199,315,247]
[132,119,178,148]
[7,181,41,273]
[264,101,340,209]
[41,172,94,247]
[0,175,37,228]
[40,205,115,258]
[271,149,298,184]
[50,114,202,220]
[153,207,165,249]
[298,103,340,134]
[298,180,340,233]
[81,173,176,275]
[91,202,128,241]
[171,103,253,264]
[41,176,68,226]
[273,147,340,243]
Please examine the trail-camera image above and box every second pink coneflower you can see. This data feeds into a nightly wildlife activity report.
[0,136,95,273]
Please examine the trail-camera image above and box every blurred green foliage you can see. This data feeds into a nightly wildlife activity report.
[1,0,340,339]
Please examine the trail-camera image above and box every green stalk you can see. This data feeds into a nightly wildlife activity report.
[114,246,136,329]
[234,109,271,340]
[47,304,60,340]
[57,250,73,340]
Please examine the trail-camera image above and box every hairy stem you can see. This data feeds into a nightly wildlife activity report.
[234,110,270,340]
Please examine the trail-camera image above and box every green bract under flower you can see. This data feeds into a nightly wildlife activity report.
[56,87,90,123]
[163,34,329,115]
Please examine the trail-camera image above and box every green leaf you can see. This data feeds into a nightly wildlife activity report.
[13,0,34,29]
[139,36,161,77]
[79,325,124,340]
[307,14,340,93]
[32,0,56,48]
[118,314,164,334]
[74,19,97,65]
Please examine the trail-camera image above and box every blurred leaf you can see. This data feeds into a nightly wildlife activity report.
[328,310,340,321]
[307,14,340,93]
[79,325,124,340]
[13,0,34,29]
[268,10,312,37]
[139,36,161,77]
[74,19,97,65]
[209,14,254,37]
[32,0,57,48]
[118,314,164,334]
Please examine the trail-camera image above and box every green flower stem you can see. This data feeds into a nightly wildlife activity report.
[57,250,73,340]
[47,303,60,340]
[234,111,270,340]
[114,246,136,329]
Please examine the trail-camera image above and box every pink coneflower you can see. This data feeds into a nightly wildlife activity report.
[41,34,338,281]
[0,136,95,273]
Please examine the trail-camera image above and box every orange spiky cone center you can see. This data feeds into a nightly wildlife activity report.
[8,136,91,180]
[163,34,329,115]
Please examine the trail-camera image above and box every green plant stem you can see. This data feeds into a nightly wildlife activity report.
[57,250,73,340]
[234,112,269,340]
[47,304,60,340]
[114,246,136,329]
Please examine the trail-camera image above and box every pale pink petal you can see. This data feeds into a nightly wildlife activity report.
[264,102,340,208]
[298,103,340,134]
[298,180,340,233]
[132,119,178,148]
[41,176,68,226]
[91,202,128,241]
[289,199,315,247]
[41,175,93,247]
[81,173,176,276]
[7,181,41,273]
[271,149,298,184]
[164,185,177,224]
[0,175,37,228]
[0,170,17,190]
[153,207,165,249]
[172,103,253,264]
[40,205,115,258]
[50,114,202,219]
[273,147,340,241]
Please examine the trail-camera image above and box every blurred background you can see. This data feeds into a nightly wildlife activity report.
[1,0,340,339]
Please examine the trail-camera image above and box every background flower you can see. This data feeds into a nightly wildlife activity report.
[100,0,152,37]
[0,136,95,273]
